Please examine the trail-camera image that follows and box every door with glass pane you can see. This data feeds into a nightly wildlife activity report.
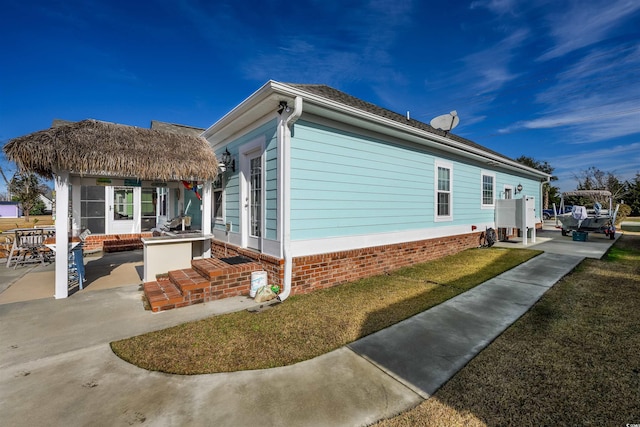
[156,187,168,230]
[141,188,157,231]
[246,153,262,250]
[108,186,136,234]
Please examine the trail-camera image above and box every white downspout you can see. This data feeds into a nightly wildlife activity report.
[278,96,302,302]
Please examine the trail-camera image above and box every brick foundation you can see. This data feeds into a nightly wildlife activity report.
[147,232,481,312]
[211,232,481,296]
[83,233,153,252]
[289,233,481,295]
[210,242,284,294]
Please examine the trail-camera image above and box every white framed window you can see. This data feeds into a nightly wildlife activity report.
[434,160,453,222]
[481,171,496,208]
[212,174,223,220]
[113,186,134,220]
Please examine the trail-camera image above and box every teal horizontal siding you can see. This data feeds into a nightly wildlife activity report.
[220,119,278,238]
[224,173,240,232]
[289,120,543,241]
[265,123,278,240]
[290,121,435,240]
[217,119,543,241]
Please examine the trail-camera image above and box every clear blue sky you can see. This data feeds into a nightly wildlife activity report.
[1,0,639,193]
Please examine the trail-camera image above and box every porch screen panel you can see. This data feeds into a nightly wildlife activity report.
[141,188,157,231]
[80,185,105,233]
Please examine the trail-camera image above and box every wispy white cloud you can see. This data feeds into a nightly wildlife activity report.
[499,44,640,143]
[252,0,413,85]
[552,141,640,191]
[553,43,640,83]
[461,28,529,95]
[469,0,519,15]
[537,0,640,61]
[411,27,529,127]
[244,44,363,86]
[177,0,414,86]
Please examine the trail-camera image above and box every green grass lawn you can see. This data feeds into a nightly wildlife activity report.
[111,247,540,374]
[621,217,640,231]
[376,233,640,426]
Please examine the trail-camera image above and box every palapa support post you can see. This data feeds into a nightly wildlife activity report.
[54,171,70,299]
[201,179,213,258]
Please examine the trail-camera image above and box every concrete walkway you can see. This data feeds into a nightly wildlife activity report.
[0,228,618,426]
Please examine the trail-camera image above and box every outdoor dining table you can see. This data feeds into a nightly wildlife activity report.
[43,236,82,252]
[5,227,55,268]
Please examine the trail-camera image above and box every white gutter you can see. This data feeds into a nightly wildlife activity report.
[277,96,302,302]
[202,80,549,181]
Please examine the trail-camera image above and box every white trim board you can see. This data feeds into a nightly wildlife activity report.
[290,223,491,257]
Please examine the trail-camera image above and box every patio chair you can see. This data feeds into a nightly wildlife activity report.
[68,245,85,290]
[10,229,48,269]
[2,234,14,262]
[163,216,192,231]
[78,228,92,242]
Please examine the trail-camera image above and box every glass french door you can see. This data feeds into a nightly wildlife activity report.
[247,155,262,249]
[108,186,136,234]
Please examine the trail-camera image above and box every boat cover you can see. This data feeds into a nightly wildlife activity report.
[572,206,588,220]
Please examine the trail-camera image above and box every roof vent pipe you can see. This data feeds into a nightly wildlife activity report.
[406,111,410,120]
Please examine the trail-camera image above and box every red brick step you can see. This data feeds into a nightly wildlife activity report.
[143,279,183,312]
[142,257,266,312]
[169,269,210,293]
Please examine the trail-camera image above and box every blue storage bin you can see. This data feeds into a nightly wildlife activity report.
[572,231,588,241]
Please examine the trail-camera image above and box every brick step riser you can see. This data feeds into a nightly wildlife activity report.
[191,263,215,280]
[168,270,210,294]
[144,260,262,312]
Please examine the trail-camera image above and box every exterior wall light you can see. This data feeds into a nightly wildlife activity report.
[515,183,523,194]
[277,101,291,115]
[220,148,235,173]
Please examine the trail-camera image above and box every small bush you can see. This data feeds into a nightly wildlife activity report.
[615,203,631,225]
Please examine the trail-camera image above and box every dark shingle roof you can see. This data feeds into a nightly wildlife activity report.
[286,83,514,163]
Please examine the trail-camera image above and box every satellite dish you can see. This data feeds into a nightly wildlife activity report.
[430,111,459,134]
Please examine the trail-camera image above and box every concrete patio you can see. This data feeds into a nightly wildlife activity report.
[0,223,624,426]
[492,219,621,258]
[0,250,145,305]
[0,220,619,306]
[0,230,622,427]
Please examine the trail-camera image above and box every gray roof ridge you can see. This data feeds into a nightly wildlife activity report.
[282,82,517,164]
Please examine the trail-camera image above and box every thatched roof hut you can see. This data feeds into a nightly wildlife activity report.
[3,119,218,181]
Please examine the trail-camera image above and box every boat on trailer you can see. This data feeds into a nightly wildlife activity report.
[555,190,619,240]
